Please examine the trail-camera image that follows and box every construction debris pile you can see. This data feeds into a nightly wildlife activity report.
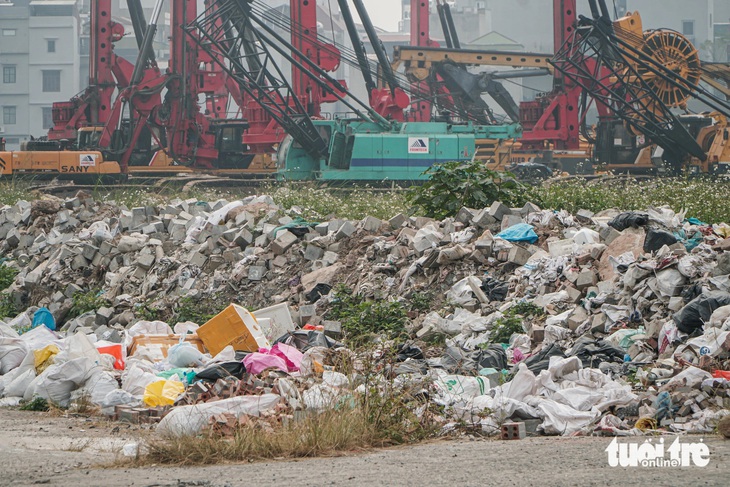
[1,192,730,439]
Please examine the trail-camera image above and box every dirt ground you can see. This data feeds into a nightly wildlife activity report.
[1,409,729,487]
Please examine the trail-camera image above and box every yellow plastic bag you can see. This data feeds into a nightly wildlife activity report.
[142,379,186,407]
[33,344,60,374]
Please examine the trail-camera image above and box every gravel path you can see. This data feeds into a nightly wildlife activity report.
[1,409,728,487]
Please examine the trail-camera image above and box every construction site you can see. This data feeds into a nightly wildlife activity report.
[1,0,730,485]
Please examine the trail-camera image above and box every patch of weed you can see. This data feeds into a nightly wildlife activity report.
[68,290,109,320]
[327,285,408,345]
[0,264,18,291]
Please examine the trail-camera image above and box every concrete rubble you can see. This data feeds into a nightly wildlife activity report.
[0,192,729,438]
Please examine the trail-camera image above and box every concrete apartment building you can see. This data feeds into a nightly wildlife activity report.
[0,0,81,150]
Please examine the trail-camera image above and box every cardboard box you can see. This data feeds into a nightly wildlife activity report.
[128,334,205,361]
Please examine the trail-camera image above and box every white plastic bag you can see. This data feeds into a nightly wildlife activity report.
[502,363,537,401]
[3,368,36,398]
[156,394,280,437]
[167,342,205,368]
[26,357,96,407]
[0,337,28,374]
[122,364,163,396]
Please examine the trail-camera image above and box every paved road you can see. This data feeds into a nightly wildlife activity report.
[1,409,728,487]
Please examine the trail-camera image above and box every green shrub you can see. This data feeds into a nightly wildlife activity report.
[0,265,19,291]
[68,290,109,319]
[173,295,227,325]
[489,301,545,344]
[327,285,408,345]
[0,293,17,319]
[407,160,525,219]
[20,397,50,412]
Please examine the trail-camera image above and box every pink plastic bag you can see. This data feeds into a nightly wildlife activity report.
[243,353,289,375]
[269,343,304,372]
[243,343,304,375]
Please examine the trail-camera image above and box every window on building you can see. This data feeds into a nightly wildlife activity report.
[3,106,17,125]
[682,20,695,36]
[79,36,90,55]
[2,65,16,84]
[42,70,61,92]
[47,39,56,53]
[5,138,20,146]
[42,107,54,129]
[2,29,16,36]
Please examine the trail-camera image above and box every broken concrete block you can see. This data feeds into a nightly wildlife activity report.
[489,201,511,221]
[456,207,476,224]
[508,246,533,266]
[304,245,324,262]
[576,209,594,224]
[248,266,267,281]
[335,221,356,240]
[473,208,497,228]
[520,202,541,217]
[233,228,254,248]
[500,214,523,231]
[299,304,316,325]
[548,239,574,257]
[323,320,342,339]
[314,222,330,236]
[389,213,408,229]
[141,221,165,235]
[567,306,590,331]
[5,228,20,248]
[136,254,155,270]
[599,226,622,245]
[271,230,298,255]
[71,255,89,271]
[188,251,208,268]
[95,307,115,326]
[362,216,383,232]
[575,270,598,291]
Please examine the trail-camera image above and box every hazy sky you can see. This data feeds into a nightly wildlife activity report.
[357,0,402,32]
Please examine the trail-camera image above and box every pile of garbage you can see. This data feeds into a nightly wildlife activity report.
[1,191,729,438]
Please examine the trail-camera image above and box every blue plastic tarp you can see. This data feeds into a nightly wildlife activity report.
[32,307,56,331]
[496,223,539,244]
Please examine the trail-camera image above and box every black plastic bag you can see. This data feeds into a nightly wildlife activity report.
[643,228,678,253]
[522,342,566,374]
[471,345,508,371]
[608,212,649,231]
[682,283,703,303]
[568,336,625,368]
[397,343,425,362]
[274,330,343,351]
[673,291,730,334]
[305,283,332,303]
[439,346,478,374]
[195,362,246,382]
[481,277,509,302]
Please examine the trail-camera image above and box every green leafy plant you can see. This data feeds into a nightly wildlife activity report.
[0,179,34,206]
[20,397,50,412]
[327,285,408,345]
[0,293,17,319]
[68,290,109,320]
[0,265,19,291]
[407,160,525,219]
[173,295,227,325]
[489,301,545,344]
[135,301,163,322]
[409,291,433,313]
